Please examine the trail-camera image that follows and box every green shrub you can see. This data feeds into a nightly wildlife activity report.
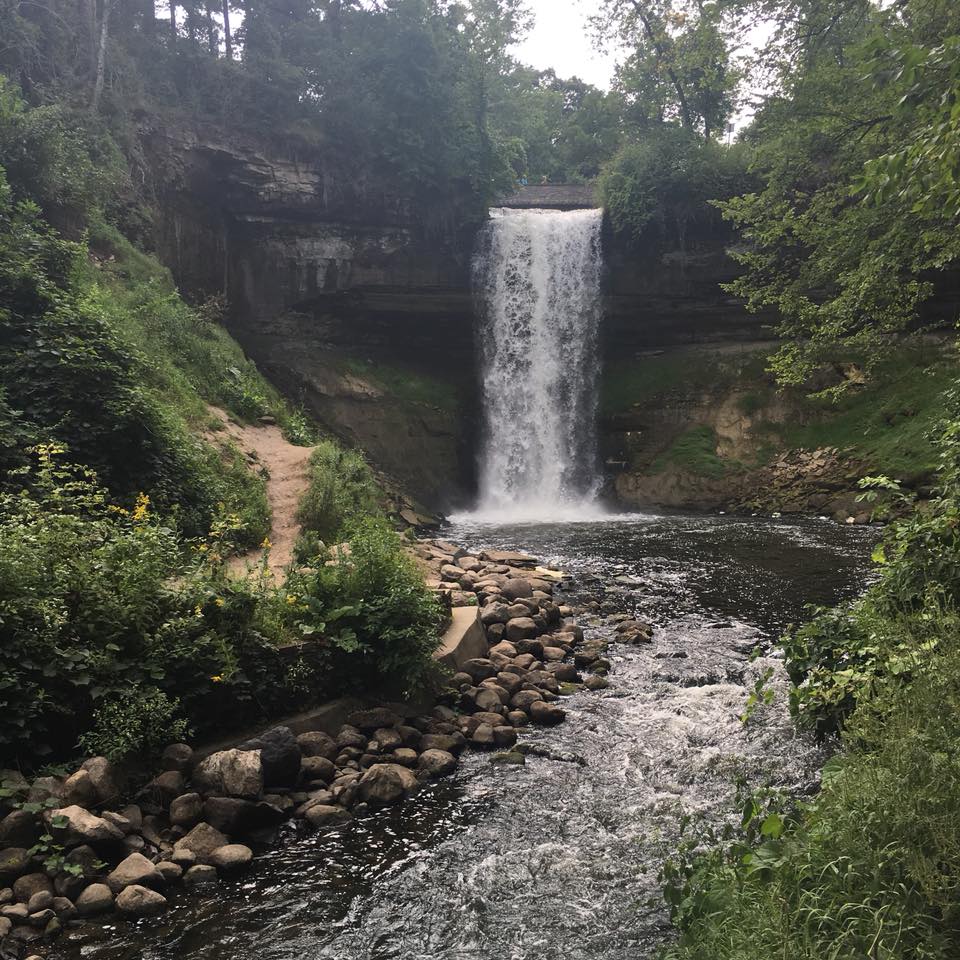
[0,448,294,764]
[278,517,443,696]
[296,440,383,543]
[78,687,192,762]
[663,624,960,960]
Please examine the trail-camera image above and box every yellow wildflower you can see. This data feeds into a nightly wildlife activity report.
[194,604,203,617]
[285,594,297,605]
[210,675,223,683]
[215,597,225,608]
[131,493,150,523]
[261,536,272,550]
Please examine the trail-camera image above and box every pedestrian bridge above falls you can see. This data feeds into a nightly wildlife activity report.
[498,184,598,210]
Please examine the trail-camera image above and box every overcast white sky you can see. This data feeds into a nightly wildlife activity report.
[511,0,619,88]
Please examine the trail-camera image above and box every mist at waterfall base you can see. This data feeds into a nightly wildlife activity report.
[461,206,610,524]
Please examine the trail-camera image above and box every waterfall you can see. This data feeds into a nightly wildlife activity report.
[469,206,605,522]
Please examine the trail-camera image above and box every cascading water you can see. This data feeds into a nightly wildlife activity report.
[470,206,605,521]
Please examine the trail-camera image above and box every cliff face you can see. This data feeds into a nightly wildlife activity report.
[143,123,777,512]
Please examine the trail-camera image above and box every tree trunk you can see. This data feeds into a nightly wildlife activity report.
[206,2,217,54]
[221,0,232,59]
[170,1,177,41]
[91,0,112,112]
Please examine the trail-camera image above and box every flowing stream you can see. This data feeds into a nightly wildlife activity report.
[471,207,604,521]
[52,514,875,960]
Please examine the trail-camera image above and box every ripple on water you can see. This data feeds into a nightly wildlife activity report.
[50,514,874,960]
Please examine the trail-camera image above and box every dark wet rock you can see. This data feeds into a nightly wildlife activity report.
[585,675,609,690]
[25,891,52,914]
[470,723,496,748]
[506,710,530,727]
[156,861,182,883]
[371,728,403,752]
[184,864,218,889]
[240,726,301,788]
[391,748,418,768]
[347,708,401,733]
[203,796,285,835]
[489,751,526,765]
[75,882,115,918]
[162,743,195,775]
[461,658,497,683]
[480,603,512,626]
[301,756,337,784]
[510,690,543,712]
[473,687,506,713]
[493,726,518,747]
[143,770,186,804]
[336,726,368,750]
[0,811,38,849]
[304,805,352,829]
[101,810,134,835]
[115,884,167,917]
[52,895,77,921]
[13,874,52,904]
[296,730,338,760]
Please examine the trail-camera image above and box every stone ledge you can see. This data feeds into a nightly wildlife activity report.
[434,606,486,671]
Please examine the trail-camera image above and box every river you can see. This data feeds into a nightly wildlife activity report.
[51,511,875,960]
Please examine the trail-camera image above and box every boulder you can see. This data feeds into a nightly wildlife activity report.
[161,743,194,775]
[156,861,182,883]
[529,700,566,726]
[505,618,538,642]
[183,865,218,889]
[488,640,518,658]
[60,770,97,809]
[75,883,114,917]
[470,723,496,748]
[208,844,253,873]
[358,764,419,805]
[25,777,62,808]
[296,731,338,760]
[417,750,457,778]
[506,710,530,727]
[80,757,121,805]
[143,770,186,804]
[50,806,124,849]
[304,805,352,829]
[480,603,512,626]
[173,822,229,863]
[239,726,300,788]
[192,749,263,799]
[391,748,418,767]
[300,756,336,784]
[51,896,76,921]
[335,726,368,750]
[201,795,282,835]
[500,579,533,601]
[13,874,51,903]
[510,690,544,712]
[461,658,496,683]
[0,811,38,848]
[101,811,134,835]
[169,792,204,829]
[106,853,165,894]
[585,675,609,690]
[493,726,518,747]
[419,733,465,755]
[346,708,401,733]
[115,884,167,917]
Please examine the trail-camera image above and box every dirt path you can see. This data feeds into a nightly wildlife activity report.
[206,407,314,576]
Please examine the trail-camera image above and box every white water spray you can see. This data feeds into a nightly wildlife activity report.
[468,206,605,522]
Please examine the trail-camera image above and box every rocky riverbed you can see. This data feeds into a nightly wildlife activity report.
[0,539,612,957]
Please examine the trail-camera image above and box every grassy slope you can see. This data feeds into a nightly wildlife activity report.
[603,346,955,484]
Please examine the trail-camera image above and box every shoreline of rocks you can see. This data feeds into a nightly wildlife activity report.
[0,537,650,956]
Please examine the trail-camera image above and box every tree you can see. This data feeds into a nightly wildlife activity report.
[593,0,739,139]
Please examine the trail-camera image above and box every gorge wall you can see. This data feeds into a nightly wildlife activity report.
[144,121,918,518]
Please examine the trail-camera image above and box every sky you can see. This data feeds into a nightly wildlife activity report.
[511,0,619,89]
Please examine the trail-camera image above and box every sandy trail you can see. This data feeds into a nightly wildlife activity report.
[206,407,314,576]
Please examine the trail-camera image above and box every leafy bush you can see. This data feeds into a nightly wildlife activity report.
[599,129,751,248]
[663,625,960,960]
[296,441,383,543]
[78,687,192,763]
[278,517,443,696]
[0,448,294,764]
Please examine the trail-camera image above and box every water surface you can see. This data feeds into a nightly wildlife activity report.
[52,513,875,960]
